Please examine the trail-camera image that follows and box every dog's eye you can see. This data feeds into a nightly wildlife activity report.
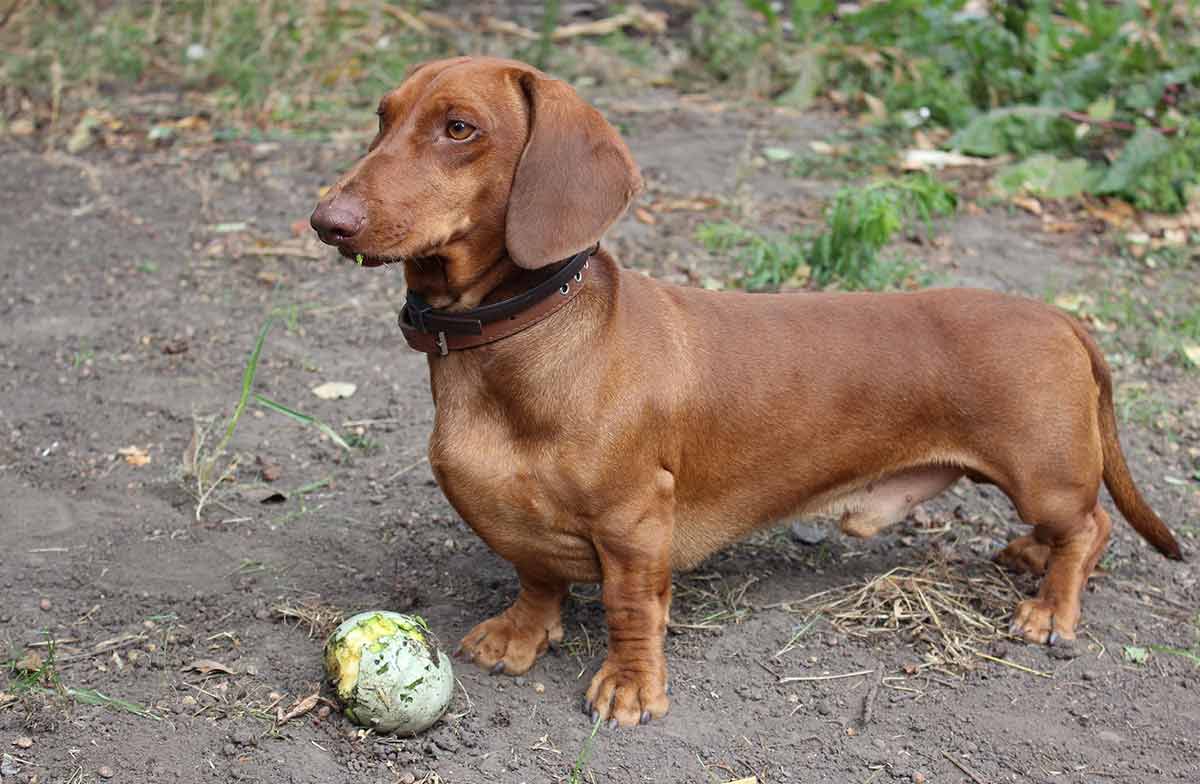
[446,120,476,141]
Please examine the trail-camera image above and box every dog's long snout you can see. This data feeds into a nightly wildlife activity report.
[310,193,366,246]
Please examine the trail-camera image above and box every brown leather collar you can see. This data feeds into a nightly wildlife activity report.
[399,246,597,355]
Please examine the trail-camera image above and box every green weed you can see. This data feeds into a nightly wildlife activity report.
[699,174,955,290]
[566,716,603,784]
[183,318,350,520]
[1,1,449,131]
[688,1,1200,212]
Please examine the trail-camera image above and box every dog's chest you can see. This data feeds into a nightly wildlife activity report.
[427,408,603,580]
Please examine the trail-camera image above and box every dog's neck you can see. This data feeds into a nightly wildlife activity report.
[402,247,568,312]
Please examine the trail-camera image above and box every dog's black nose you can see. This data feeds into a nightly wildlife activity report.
[310,193,366,246]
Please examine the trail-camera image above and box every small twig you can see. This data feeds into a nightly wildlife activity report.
[779,668,874,684]
[942,750,987,784]
[25,638,80,648]
[1060,110,1180,137]
[386,456,428,481]
[971,650,1052,678]
[57,634,149,664]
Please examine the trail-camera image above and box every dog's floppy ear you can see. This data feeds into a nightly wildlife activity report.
[506,72,642,269]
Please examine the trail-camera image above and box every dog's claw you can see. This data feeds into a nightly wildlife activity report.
[590,709,599,723]
[607,718,618,730]
[1048,630,1060,646]
[582,698,593,716]
[452,644,462,658]
[1008,621,1021,637]
[640,710,651,725]
[490,661,505,675]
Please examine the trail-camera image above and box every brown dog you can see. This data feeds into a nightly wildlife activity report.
[311,57,1182,727]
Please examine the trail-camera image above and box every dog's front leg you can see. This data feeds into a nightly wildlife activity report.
[584,470,674,728]
[456,573,566,675]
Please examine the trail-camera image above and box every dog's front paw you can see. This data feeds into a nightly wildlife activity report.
[583,658,669,728]
[456,612,561,675]
[1010,598,1079,645]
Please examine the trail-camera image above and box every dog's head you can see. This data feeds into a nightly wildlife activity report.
[310,57,641,306]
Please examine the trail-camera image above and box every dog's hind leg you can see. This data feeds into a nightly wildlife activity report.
[1007,501,1112,644]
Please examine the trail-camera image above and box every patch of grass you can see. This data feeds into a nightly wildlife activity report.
[687,1,1200,213]
[699,174,955,290]
[67,687,161,721]
[183,318,352,519]
[1,0,451,131]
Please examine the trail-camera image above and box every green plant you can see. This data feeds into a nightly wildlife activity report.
[699,174,955,290]
[566,716,603,784]
[690,1,1200,211]
[1,1,449,131]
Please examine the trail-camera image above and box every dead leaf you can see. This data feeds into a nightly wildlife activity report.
[1042,220,1081,234]
[161,339,189,355]
[1053,293,1093,313]
[257,457,282,483]
[649,197,720,213]
[276,692,320,725]
[182,659,237,676]
[1083,198,1136,228]
[117,446,151,466]
[312,381,357,400]
[1012,196,1043,216]
[174,115,209,132]
[15,651,42,673]
[634,207,657,225]
[861,92,887,120]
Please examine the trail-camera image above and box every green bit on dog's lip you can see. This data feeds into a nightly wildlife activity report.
[355,254,364,265]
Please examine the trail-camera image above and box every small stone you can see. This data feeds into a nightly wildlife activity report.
[231,727,257,747]
[181,695,197,707]
[0,754,19,777]
[1081,670,1097,682]
[398,773,416,784]
[317,705,331,720]
[816,700,832,716]
[98,766,115,779]
[532,682,545,694]
[38,598,51,611]
[913,773,926,784]
[12,737,33,749]
[790,521,828,546]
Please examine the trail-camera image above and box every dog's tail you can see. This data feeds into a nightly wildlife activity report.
[1065,316,1183,560]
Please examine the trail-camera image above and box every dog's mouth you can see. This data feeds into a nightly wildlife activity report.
[337,247,401,268]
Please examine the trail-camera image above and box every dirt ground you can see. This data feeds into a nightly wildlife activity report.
[2,84,1199,784]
